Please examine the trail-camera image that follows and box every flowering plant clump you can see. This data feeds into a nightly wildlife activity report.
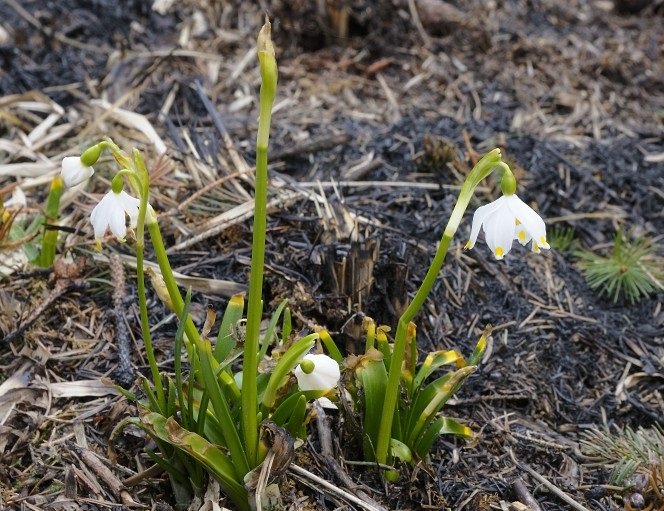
[61,20,342,511]
[58,17,551,511]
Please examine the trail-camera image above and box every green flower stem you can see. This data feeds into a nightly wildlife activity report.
[146,221,200,344]
[374,149,512,464]
[131,163,166,411]
[242,19,278,467]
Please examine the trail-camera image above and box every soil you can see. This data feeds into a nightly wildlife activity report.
[0,1,663,510]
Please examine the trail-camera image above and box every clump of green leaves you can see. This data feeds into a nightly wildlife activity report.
[577,230,663,303]
[344,318,487,472]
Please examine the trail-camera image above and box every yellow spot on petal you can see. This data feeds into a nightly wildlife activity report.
[494,247,504,259]
[515,218,522,225]
[464,240,472,250]
[517,230,526,242]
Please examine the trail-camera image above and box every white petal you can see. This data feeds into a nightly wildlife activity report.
[108,202,127,241]
[505,195,549,251]
[294,354,340,392]
[514,224,532,246]
[61,157,94,187]
[118,191,140,229]
[465,196,505,249]
[483,204,516,260]
[90,192,115,240]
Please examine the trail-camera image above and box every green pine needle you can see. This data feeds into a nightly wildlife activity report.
[580,425,664,485]
[548,225,576,252]
[577,230,663,304]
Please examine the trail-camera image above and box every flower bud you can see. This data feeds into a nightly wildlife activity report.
[80,143,103,167]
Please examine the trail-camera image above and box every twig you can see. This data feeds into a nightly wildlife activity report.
[407,0,433,48]
[510,450,592,511]
[513,477,544,511]
[289,464,384,511]
[122,464,163,487]
[314,402,388,511]
[68,442,143,508]
[110,254,135,388]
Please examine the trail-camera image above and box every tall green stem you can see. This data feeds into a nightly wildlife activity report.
[241,19,278,467]
[374,149,512,464]
[147,222,200,344]
[134,177,166,410]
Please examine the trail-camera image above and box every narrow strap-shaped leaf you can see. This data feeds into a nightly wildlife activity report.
[406,366,476,447]
[214,294,244,363]
[413,416,475,459]
[175,289,193,427]
[356,349,388,461]
[284,394,308,440]
[412,349,463,392]
[318,330,343,364]
[261,333,318,410]
[198,341,250,478]
[258,299,288,361]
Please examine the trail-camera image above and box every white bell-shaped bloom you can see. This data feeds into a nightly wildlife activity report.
[90,190,140,243]
[61,156,94,187]
[465,194,549,260]
[293,354,340,392]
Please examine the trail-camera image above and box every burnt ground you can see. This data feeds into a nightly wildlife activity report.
[0,0,663,510]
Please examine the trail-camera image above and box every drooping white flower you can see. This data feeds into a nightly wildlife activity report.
[90,190,140,243]
[61,156,94,187]
[465,194,550,260]
[293,354,340,392]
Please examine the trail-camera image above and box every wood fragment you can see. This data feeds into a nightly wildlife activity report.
[513,477,544,511]
[313,402,387,511]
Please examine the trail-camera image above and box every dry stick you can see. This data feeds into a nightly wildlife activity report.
[407,0,433,48]
[313,402,388,511]
[513,477,544,511]
[109,254,135,387]
[510,450,592,511]
[289,464,383,511]
[69,442,142,508]
[122,464,163,487]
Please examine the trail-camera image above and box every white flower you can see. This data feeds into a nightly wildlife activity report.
[465,194,550,259]
[293,354,340,392]
[61,156,94,187]
[90,190,140,243]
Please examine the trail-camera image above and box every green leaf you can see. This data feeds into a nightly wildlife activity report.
[414,416,475,459]
[283,394,308,440]
[390,438,412,463]
[261,333,318,410]
[406,366,476,447]
[140,411,249,511]
[214,294,244,362]
[412,349,463,392]
[356,349,388,462]
[270,391,304,426]
[318,330,343,365]
[281,307,292,344]
[197,340,250,478]
[258,299,288,362]
[467,327,490,366]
